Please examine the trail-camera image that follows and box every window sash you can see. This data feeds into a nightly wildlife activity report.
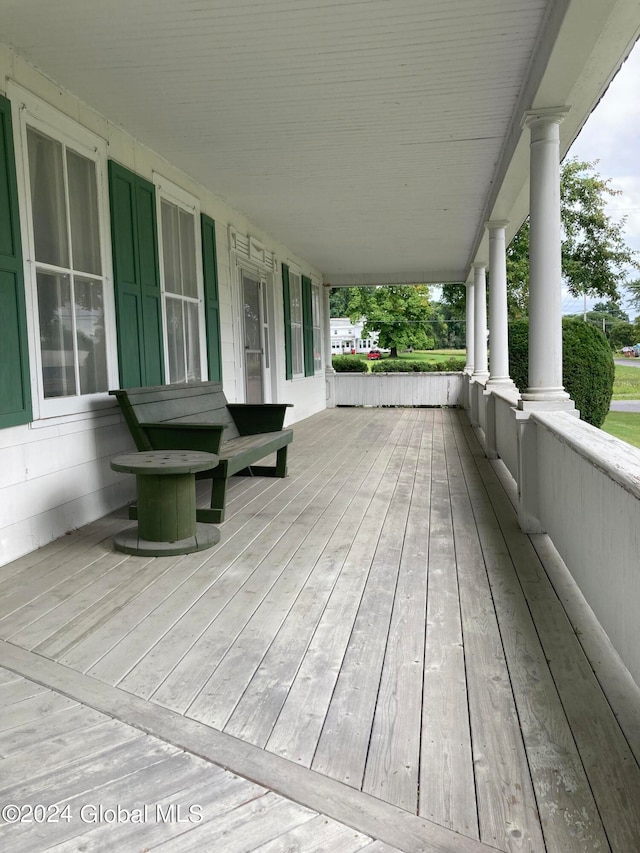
[288,271,304,377]
[155,181,206,384]
[24,122,109,406]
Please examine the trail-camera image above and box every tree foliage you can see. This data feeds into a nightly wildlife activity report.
[506,159,639,315]
[343,285,440,357]
[441,160,639,320]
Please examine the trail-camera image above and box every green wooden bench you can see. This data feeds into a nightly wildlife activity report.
[110,381,293,523]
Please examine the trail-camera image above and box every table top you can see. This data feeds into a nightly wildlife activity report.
[110,450,218,476]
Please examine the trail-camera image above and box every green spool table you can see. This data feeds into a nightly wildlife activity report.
[111,450,221,556]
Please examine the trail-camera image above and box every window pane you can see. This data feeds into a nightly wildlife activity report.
[37,271,76,398]
[290,274,302,324]
[161,200,181,294]
[292,324,303,376]
[75,278,108,394]
[67,150,101,275]
[314,328,322,372]
[165,297,186,383]
[179,208,197,298]
[27,129,69,268]
[185,301,201,382]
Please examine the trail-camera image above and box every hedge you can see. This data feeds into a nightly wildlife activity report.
[371,357,465,373]
[508,318,614,427]
[332,356,369,372]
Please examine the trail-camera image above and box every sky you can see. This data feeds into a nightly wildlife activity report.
[565,39,640,317]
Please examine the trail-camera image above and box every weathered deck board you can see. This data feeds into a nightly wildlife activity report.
[188,422,401,730]
[224,417,408,747]
[362,413,433,810]
[267,413,419,767]
[451,415,611,852]
[1,407,639,853]
[454,416,640,852]
[445,415,545,851]
[311,413,421,787]
[419,413,478,838]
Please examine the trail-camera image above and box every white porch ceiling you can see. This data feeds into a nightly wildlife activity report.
[1,0,638,285]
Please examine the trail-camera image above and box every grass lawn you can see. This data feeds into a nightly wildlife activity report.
[601,411,640,449]
[392,349,466,363]
[612,364,640,399]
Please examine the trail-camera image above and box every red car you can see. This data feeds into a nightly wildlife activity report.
[367,350,382,360]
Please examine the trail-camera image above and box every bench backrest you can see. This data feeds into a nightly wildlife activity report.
[111,381,240,450]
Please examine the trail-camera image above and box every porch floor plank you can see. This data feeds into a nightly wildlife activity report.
[419,412,478,838]
[455,416,640,852]
[0,408,638,852]
[450,415,611,852]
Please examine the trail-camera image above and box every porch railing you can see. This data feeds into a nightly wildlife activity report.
[333,371,463,407]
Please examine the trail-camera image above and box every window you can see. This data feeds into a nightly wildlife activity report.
[155,179,206,384]
[10,84,115,418]
[289,270,304,377]
[312,282,322,372]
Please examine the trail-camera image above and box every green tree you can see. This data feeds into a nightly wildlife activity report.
[505,159,639,315]
[329,287,358,317]
[345,285,437,358]
[625,278,640,314]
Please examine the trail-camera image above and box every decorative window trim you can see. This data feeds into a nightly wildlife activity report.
[229,226,275,272]
[8,81,117,421]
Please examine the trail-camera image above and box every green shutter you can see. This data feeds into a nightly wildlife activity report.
[201,214,222,382]
[108,161,164,388]
[282,263,292,381]
[0,94,32,428]
[302,275,314,377]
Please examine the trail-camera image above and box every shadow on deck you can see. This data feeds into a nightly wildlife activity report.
[0,408,638,852]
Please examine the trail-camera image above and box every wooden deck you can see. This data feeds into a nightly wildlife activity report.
[0,407,639,852]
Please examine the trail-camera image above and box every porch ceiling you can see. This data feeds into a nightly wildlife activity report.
[1,0,638,284]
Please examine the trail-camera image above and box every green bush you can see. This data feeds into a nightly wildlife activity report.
[508,318,614,427]
[371,358,465,373]
[332,355,368,373]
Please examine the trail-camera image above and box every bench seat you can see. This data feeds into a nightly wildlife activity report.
[110,382,293,523]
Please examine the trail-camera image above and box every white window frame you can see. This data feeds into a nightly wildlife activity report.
[311,280,323,374]
[9,82,117,420]
[153,174,207,384]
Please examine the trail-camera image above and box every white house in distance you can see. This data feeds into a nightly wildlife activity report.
[330,318,380,354]
[0,1,640,697]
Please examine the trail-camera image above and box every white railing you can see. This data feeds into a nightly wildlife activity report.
[531,411,640,687]
[334,372,463,407]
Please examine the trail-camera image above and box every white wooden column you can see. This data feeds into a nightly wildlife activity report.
[520,108,571,407]
[322,285,334,373]
[486,220,514,386]
[323,284,336,407]
[465,279,474,374]
[472,263,488,378]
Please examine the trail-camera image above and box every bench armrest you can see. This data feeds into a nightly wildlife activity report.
[226,403,292,435]
[139,422,225,455]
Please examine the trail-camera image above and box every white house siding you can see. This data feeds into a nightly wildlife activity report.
[0,44,325,567]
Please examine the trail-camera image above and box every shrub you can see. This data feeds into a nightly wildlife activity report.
[371,358,465,373]
[332,355,368,373]
[508,318,614,427]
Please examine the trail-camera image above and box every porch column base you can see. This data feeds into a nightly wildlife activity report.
[518,395,575,412]
[325,366,336,408]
